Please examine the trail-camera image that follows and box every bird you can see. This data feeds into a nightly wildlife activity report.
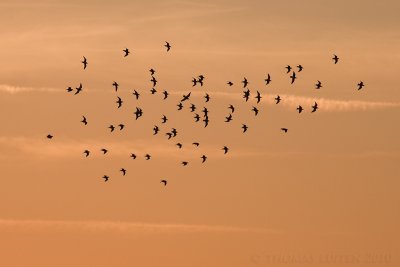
[281,128,288,133]
[202,107,209,117]
[252,106,259,116]
[181,92,191,102]
[204,93,210,103]
[315,80,322,89]
[176,143,183,149]
[153,125,160,135]
[311,102,318,112]
[242,124,248,133]
[265,74,272,85]
[83,150,90,157]
[228,105,235,113]
[203,117,209,128]
[192,78,198,87]
[46,134,53,139]
[150,76,157,87]
[181,161,188,166]
[275,95,281,104]
[163,90,169,100]
[332,54,339,64]
[118,124,125,130]
[123,48,130,57]
[197,75,204,86]
[164,41,171,52]
[194,113,200,122]
[160,179,167,186]
[116,97,123,108]
[75,83,83,95]
[132,90,140,100]
[150,88,157,94]
[227,81,233,86]
[192,142,200,147]
[242,77,248,88]
[225,114,233,122]
[222,146,229,154]
[189,103,196,112]
[134,107,143,120]
[130,153,137,160]
[297,65,303,72]
[66,86,73,93]
[290,72,297,84]
[201,155,207,163]
[161,115,168,124]
[255,91,262,103]
[120,168,126,176]
[243,89,250,102]
[81,116,88,125]
[112,81,119,92]
[103,175,109,182]
[166,132,173,140]
[357,81,365,90]
[177,102,183,110]
[285,65,292,73]
[171,128,178,137]
[145,154,151,160]
[101,148,108,154]
[149,68,156,75]
[109,125,115,132]
[297,105,303,113]
[81,56,87,70]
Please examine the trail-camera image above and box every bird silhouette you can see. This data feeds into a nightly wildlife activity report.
[82,56,87,70]
[176,143,183,149]
[228,105,235,113]
[150,88,157,94]
[163,90,169,99]
[297,105,303,113]
[166,132,173,140]
[332,54,339,64]
[243,89,250,102]
[118,124,125,130]
[177,102,183,110]
[164,41,171,52]
[357,81,365,90]
[297,65,303,72]
[160,179,167,186]
[204,93,210,102]
[315,80,322,89]
[255,91,262,103]
[109,125,115,132]
[101,148,108,154]
[242,124,248,133]
[103,175,109,182]
[134,108,143,120]
[225,114,233,122]
[181,161,188,166]
[120,168,126,176]
[130,153,137,160]
[290,72,297,84]
[145,154,151,160]
[202,107,209,117]
[161,115,168,123]
[281,128,288,133]
[151,76,157,87]
[66,86,73,93]
[190,103,196,112]
[194,113,200,122]
[81,116,88,125]
[275,95,281,104]
[227,81,233,86]
[112,81,119,92]
[149,68,156,75]
[181,92,191,102]
[311,102,318,112]
[171,128,178,137]
[203,117,209,128]
[83,150,90,157]
[153,125,160,135]
[123,48,130,57]
[252,106,259,116]
[285,65,292,73]
[46,134,53,139]
[201,155,207,163]
[75,83,83,95]
[265,74,272,85]
[133,90,140,100]
[192,142,200,147]
[116,97,123,108]
[192,78,198,87]
[222,146,229,154]
[242,77,248,88]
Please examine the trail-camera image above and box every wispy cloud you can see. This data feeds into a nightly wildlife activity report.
[0,218,280,234]
[0,84,60,94]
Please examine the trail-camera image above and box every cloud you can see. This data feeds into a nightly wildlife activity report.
[0,84,60,94]
[0,218,280,234]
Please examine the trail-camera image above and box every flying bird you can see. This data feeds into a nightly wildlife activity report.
[189,103,196,112]
[118,124,125,130]
[166,132,173,140]
[150,76,157,87]
[120,168,126,176]
[160,179,167,186]
[222,146,229,154]
[163,90,169,100]
[164,41,171,51]
[281,128,288,133]
[192,142,200,147]
[101,148,108,154]
[357,81,365,90]
[145,154,151,160]
[252,106,259,116]
[83,150,90,157]
[134,108,143,120]
[153,125,160,135]
[297,65,303,72]
[181,161,188,166]
[194,113,200,122]
[203,117,209,128]
[176,143,183,149]
[297,105,303,113]
[112,81,119,91]
[130,153,137,160]
[311,102,318,112]
[242,77,248,88]
[227,81,233,86]
[171,128,178,137]
[228,104,235,113]
[161,115,168,123]
[275,95,281,104]
[255,91,262,103]
[132,90,140,100]
[75,83,83,95]
[177,102,183,110]
[265,74,272,85]
[204,93,210,102]
[116,96,123,108]
[243,89,250,102]
[66,86,73,93]
[201,155,207,163]
[285,65,292,73]
[109,125,115,132]
[181,92,191,102]
[290,72,297,84]
[149,68,156,75]
[46,134,53,139]
[81,56,88,70]
[332,54,339,64]
[192,78,198,87]
[150,88,157,94]
[225,113,233,122]
[81,116,88,125]
[242,124,248,133]
[202,107,209,117]
[123,48,130,57]
[103,175,109,182]
[315,80,322,89]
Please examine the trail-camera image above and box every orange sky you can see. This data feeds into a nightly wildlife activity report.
[0,1,399,266]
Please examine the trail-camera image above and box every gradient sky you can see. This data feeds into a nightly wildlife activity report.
[0,1,399,266]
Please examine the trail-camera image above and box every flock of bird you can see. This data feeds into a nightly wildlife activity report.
[47,42,365,186]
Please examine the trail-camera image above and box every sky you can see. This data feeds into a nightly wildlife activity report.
[0,0,399,266]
